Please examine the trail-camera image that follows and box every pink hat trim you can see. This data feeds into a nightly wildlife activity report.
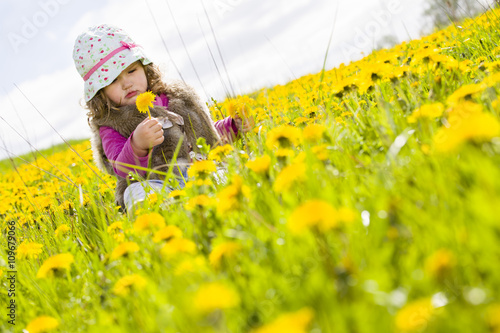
[83,41,138,81]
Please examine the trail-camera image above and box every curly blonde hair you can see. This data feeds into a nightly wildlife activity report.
[85,62,168,122]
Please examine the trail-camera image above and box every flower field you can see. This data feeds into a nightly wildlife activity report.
[2,9,500,333]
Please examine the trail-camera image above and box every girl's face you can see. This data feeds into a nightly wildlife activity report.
[103,61,148,106]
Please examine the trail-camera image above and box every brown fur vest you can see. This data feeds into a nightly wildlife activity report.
[89,80,220,209]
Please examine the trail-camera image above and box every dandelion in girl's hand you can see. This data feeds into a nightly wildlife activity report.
[136,91,156,119]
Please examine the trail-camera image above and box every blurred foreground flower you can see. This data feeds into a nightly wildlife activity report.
[407,103,444,123]
[153,225,183,243]
[54,224,71,237]
[110,242,140,260]
[273,162,306,192]
[433,111,500,152]
[134,212,166,233]
[302,123,327,142]
[252,307,314,333]
[288,200,356,234]
[160,238,197,257]
[25,315,59,333]
[425,249,456,280]
[486,304,500,333]
[36,253,74,279]
[188,160,217,179]
[395,298,434,332]
[216,175,251,215]
[113,274,147,296]
[185,194,213,211]
[209,241,242,268]
[246,155,271,174]
[266,125,301,151]
[208,144,233,161]
[193,282,240,314]
[17,241,43,260]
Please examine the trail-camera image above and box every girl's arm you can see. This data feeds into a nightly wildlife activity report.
[100,126,150,178]
[214,116,239,143]
[214,115,255,143]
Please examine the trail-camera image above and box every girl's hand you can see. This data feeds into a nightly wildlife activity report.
[131,118,164,156]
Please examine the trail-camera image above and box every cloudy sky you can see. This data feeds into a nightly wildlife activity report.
[0,0,492,161]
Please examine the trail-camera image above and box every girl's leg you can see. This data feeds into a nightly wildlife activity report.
[123,180,166,215]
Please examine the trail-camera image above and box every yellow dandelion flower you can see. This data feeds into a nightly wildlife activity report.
[17,241,43,260]
[484,72,500,87]
[395,298,434,332]
[36,253,74,279]
[107,221,123,233]
[266,125,301,151]
[25,316,59,333]
[216,175,251,215]
[193,282,240,314]
[273,162,306,192]
[407,103,444,123]
[252,307,314,333]
[185,194,213,211]
[492,99,500,111]
[110,242,140,260]
[311,144,329,161]
[446,83,486,105]
[54,224,70,237]
[336,207,358,224]
[425,249,456,280]
[209,241,242,268]
[175,256,207,276]
[288,201,357,234]
[486,304,500,333]
[153,225,183,243]
[302,124,327,142]
[58,200,72,211]
[160,238,197,257]
[147,192,159,205]
[168,189,186,199]
[288,200,337,234]
[224,98,253,118]
[136,91,156,118]
[294,116,309,125]
[433,111,500,152]
[113,233,125,243]
[187,160,217,179]
[208,144,233,161]
[133,213,165,233]
[446,101,482,122]
[246,155,271,174]
[112,274,147,296]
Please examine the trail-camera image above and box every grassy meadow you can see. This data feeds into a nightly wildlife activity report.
[2,8,500,333]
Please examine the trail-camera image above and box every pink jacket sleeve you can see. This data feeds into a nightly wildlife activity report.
[99,126,150,178]
[214,116,239,142]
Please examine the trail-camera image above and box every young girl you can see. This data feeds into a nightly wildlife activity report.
[72,24,247,213]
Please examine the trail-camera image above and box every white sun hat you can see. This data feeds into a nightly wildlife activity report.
[73,24,152,102]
